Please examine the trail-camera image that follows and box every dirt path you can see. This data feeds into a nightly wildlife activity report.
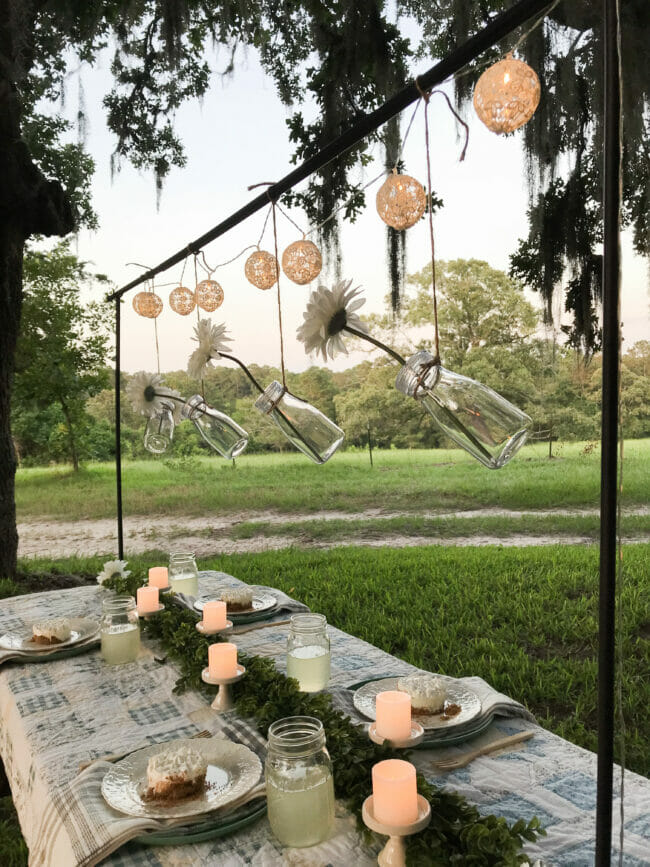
[17,507,650,558]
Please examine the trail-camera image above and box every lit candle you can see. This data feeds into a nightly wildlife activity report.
[203,600,227,631]
[208,642,238,679]
[375,691,412,742]
[372,759,418,826]
[148,567,169,589]
[137,585,159,615]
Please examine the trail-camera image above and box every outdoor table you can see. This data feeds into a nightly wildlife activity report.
[1,576,648,866]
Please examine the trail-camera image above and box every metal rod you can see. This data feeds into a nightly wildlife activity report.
[106,0,553,302]
[115,298,124,559]
[596,0,622,860]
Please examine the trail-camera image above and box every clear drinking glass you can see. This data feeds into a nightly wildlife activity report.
[287,614,331,692]
[395,350,531,469]
[100,596,140,665]
[181,394,249,459]
[144,403,175,454]
[265,716,335,847]
[254,381,344,464]
[168,552,199,597]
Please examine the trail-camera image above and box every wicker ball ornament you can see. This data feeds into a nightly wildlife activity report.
[169,285,196,316]
[376,173,427,231]
[195,279,224,312]
[132,291,163,318]
[473,53,541,134]
[244,249,279,290]
[281,239,323,285]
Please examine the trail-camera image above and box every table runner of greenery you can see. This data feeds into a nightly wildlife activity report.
[106,570,543,865]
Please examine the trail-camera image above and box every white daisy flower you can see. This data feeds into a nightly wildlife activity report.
[296,279,369,361]
[96,560,131,586]
[126,371,181,418]
[187,319,232,380]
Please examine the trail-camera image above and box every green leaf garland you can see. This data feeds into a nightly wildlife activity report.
[105,572,544,865]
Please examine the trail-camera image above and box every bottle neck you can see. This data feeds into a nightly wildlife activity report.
[102,595,136,614]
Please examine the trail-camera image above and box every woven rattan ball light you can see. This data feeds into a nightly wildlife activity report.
[132,290,163,318]
[244,249,278,290]
[473,53,540,134]
[376,172,427,231]
[195,279,224,312]
[281,239,323,285]
[169,285,196,316]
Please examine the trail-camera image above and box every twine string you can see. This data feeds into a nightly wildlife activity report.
[269,196,287,388]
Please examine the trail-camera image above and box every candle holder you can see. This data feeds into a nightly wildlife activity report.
[141,603,165,620]
[362,794,431,867]
[201,664,246,712]
[368,721,425,749]
[196,619,233,636]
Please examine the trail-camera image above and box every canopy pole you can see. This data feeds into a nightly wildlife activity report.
[596,0,622,861]
[115,297,124,559]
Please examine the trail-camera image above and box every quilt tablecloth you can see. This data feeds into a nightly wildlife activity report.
[0,573,648,866]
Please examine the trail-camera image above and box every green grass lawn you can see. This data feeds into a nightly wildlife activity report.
[14,543,650,778]
[15,439,650,521]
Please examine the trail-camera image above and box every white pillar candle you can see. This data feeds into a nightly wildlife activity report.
[372,759,418,826]
[136,586,159,615]
[209,642,238,679]
[203,601,227,630]
[148,567,169,589]
[375,690,412,741]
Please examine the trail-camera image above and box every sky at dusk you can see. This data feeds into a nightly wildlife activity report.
[46,38,649,375]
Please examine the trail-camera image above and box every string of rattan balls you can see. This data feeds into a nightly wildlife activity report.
[376,171,427,231]
[281,239,322,285]
[245,248,279,290]
[169,285,196,316]
[133,290,163,318]
[473,53,540,134]
[195,279,224,312]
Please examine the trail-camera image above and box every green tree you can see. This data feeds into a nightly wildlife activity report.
[13,244,111,471]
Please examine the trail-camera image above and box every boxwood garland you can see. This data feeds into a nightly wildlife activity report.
[105,572,544,865]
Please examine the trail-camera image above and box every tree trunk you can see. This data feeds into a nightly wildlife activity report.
[59,399,79,472]
[0,224,23,577]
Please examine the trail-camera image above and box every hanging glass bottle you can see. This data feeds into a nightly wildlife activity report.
[395,350,531,469]
[254,381,344,464]
[181,394,249,459]
[143,402,175,454]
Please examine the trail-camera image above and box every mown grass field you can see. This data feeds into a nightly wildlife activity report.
[11,543,650,778]
[15,439,650,521]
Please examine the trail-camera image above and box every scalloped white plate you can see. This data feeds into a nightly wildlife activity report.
[0,617,99,653]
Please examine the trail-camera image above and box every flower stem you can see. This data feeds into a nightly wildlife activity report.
[219,353,265,394]
[342,326,407,365]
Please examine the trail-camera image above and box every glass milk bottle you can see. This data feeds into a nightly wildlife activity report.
[266,716,335,847]
[143,402,175,454]
[181,394,249,459]
[169,552,199,597]
[287,614,331,692]
[100,596,140,665]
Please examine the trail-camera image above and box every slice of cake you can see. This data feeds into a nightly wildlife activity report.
[145,744,207,802]
[397,673,447,715]
[31,618,71,645]
[219,587,254,612]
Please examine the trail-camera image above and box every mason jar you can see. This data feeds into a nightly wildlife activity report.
[169,552,199,598]
[287,614,331,692]
[254,381,344,464]
[265,716,335,847]
[144,402,175,454]
[100,596,140,665]
[395,350,531,469]
[181,394,249,459]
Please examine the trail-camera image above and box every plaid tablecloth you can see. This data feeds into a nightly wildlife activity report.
[0,575,648,866]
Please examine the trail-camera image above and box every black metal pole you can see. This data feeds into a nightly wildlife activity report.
[106,0,553,302]
[115,298,124,559]
[596,0,622,861]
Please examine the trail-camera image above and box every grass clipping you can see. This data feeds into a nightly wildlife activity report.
[107,571,544,865]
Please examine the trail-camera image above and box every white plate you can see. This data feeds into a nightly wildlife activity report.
[101,737,262,819]
[0,617,99,653]
[353,676,481,731]
[194,592,277,618]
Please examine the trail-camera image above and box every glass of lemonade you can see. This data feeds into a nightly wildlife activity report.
[168,552,200,598]
[265,716,335,847]
[100,596,140,665]
[287,614,331,693]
